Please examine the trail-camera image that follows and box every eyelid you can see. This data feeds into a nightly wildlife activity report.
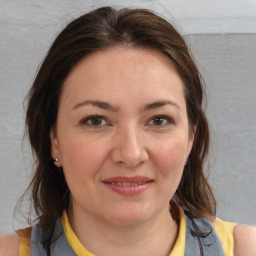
[148,115,175,126]
[78,114,174,128]
[79,115,109,127]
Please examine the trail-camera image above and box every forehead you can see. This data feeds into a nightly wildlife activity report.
[60,46,186,110]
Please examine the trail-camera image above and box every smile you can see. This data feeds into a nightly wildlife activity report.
[102,176,153,196]
[107,181,151,186]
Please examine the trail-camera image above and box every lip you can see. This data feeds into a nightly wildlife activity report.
[102,176,153,196]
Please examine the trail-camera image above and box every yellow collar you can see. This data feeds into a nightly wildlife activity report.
[61,207,186,256]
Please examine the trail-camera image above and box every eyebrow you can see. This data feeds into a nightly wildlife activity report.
[72,100,119,112]
[72,99,180,112]
[143,100,180,111]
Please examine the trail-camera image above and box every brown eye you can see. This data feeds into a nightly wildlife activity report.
[149,115,172,126]
[80,115,108,128]
[90,117,103,126]
[153,117,164,125]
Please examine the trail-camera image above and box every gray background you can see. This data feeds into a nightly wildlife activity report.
[0,0,255,234]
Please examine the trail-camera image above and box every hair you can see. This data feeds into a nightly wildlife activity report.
[24,6,216,254]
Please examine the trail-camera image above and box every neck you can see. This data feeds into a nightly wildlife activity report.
[68,204,179,256]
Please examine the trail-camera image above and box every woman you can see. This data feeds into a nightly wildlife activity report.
[0,6,255,256]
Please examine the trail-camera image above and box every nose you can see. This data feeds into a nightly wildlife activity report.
[110,126,149,168]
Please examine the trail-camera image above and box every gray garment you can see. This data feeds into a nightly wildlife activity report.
[184,215,225,256]
[31,215,225,255]
[31,218,76,256]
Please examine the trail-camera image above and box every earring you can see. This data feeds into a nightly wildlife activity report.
[54,158,59,162]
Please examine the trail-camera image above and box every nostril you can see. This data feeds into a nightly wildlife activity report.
[114,158,145,168]
[110,135,149,167]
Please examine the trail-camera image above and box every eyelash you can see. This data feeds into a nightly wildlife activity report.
[79,115,174,128]
[148,115,174,127]
[79,115,109,128]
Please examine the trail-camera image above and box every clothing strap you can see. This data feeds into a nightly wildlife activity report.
[185,215,225,256]
[31,218,76,256]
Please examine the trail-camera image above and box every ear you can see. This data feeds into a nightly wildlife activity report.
[50,129,62,167]
[186,124,197,158]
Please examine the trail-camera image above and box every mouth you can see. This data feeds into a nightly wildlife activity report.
[104,181,152,186]
[102,176,153,196]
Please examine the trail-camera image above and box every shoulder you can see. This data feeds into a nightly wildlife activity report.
[234,224,256,256]
[0,233,20,256]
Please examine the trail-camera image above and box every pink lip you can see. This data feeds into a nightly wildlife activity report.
[102,176,153,196]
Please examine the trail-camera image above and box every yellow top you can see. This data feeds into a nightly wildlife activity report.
[17,208,236,256]
[16,227,31,256]
[214,217,237,256]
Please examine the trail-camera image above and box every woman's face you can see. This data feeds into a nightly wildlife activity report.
[51,47,194,226]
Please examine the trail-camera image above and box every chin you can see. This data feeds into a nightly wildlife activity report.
[108,215,149,227]
[104,207,154,227]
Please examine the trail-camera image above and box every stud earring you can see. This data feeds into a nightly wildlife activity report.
[54,158,59,162]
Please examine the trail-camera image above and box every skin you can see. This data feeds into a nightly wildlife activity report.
[0,233,19,256]
[234,225,256,256]
[0,47,255,255]
[51,46,193,255]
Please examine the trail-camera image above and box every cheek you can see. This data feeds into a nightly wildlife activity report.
[59,135,108,179]
[60,139,106,202]
[153,138,186,200]
[149,137,186,201]
[151,136,187,181]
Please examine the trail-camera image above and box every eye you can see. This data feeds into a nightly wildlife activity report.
[80,115,108,127]
[149,115,172,126]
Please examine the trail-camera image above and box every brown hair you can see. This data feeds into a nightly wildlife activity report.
[25,6,216,254]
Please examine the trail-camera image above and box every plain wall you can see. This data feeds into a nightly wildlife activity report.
[0,0,255,233]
